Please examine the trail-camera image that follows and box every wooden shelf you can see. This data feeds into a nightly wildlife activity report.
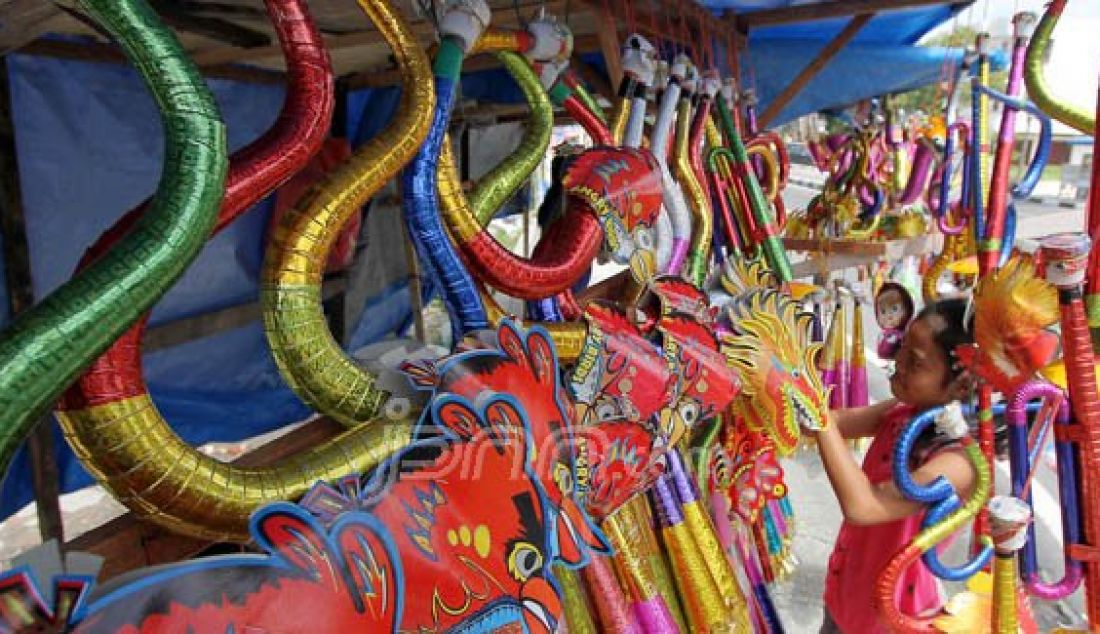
[785,234,943,279]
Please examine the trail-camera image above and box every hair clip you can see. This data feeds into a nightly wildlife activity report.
[948,348,964,373]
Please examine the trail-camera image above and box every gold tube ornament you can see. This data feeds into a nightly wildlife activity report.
[554,563,599,634]
[989,495,1032,634]
[261,0,434,427]
[57,397,413,541]
[433,54,587,362]
[674,96,713,285]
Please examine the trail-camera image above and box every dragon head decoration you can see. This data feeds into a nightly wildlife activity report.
[564,147,663,283]
[658,313,742,448]
[720,280,828,457]
[570,301,676,427]
[710,425,787,524]
[401,321,609,568]
[567,304,674,518]
[648,277,719,325]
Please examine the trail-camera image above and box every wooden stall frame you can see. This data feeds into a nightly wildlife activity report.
[0,0,967,581]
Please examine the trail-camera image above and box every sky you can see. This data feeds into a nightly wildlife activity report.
[923,0,1100,131]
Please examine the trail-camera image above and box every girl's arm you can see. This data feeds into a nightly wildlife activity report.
[831,398,899,440]
[814,422,976,526]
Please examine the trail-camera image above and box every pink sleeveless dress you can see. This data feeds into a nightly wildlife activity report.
[822,404,949,633]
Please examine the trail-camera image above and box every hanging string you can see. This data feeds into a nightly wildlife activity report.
[703,9,715,72]
[513,0,528,29]
[647,0,663,60]
[416,0,441,37]
[601,0,618,56]
[726,31,737,80]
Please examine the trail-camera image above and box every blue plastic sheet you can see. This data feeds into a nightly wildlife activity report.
[746,42,966,125]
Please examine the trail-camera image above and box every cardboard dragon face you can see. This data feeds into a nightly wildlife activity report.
[709,425,787,524]
[356,395,576,634]
[401,321,609,569]
[648,277,719,325]
[570,301,676,426]
[43,392,578,634]
[567,305,674,518]
[38,502,404,633]
[721,290,828,456]
[564,147,663,283]
[658,313,742,448]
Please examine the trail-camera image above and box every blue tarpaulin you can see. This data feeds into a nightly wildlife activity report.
[0,1,964,522]
[709,1,967,124]
[0,54,410,520]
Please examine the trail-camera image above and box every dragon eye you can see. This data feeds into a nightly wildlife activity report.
[678,402,700,426]
[508,542,544,582]
[791,369,800,379]
[595,402,619,421]
[633,227,653,250]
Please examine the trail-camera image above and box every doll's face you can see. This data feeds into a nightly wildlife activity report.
[876,289,910,330]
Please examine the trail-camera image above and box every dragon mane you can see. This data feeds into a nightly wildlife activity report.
[721,289,825,402]
[716,259,829,454]
[966,254,1060,393]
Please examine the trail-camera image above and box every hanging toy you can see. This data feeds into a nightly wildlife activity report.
[848,294,870,408]
[874,281,915,361]
[718,260,830,456]
[54,0,352,542]
[954,254,1060,395]
[263,0,436,427]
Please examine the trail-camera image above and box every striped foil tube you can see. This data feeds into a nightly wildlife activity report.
[1024,0,1093,135]
[0,0,227,476]
[261,0,434,427]
[52,0,390,541]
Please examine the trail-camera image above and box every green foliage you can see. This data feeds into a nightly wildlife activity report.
[890,25,1008,118]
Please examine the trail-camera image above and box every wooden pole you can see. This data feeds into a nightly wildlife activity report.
[757,13,874,128]
[596,2,623,93]
[0,59,64,544]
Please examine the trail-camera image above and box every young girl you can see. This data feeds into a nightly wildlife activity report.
[815,298,978,633]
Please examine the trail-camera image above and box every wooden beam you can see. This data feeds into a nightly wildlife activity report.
[67,417,350,581]
[344,33,602,90]
[571,58,614,104]
[757,13,873,128]
[595,4,623,93]
[733,0,968,30]
[189,0,577,67]
[150,1,272,49]
[14,37,286,85]
[0,58,64,545]
[144,276,346,353]
[0,0,59,55]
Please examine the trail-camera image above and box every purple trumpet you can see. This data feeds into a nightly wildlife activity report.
[897,139,937,206]
[1006,380,1084,600]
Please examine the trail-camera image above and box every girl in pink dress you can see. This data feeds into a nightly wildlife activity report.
[814,298,979,633]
